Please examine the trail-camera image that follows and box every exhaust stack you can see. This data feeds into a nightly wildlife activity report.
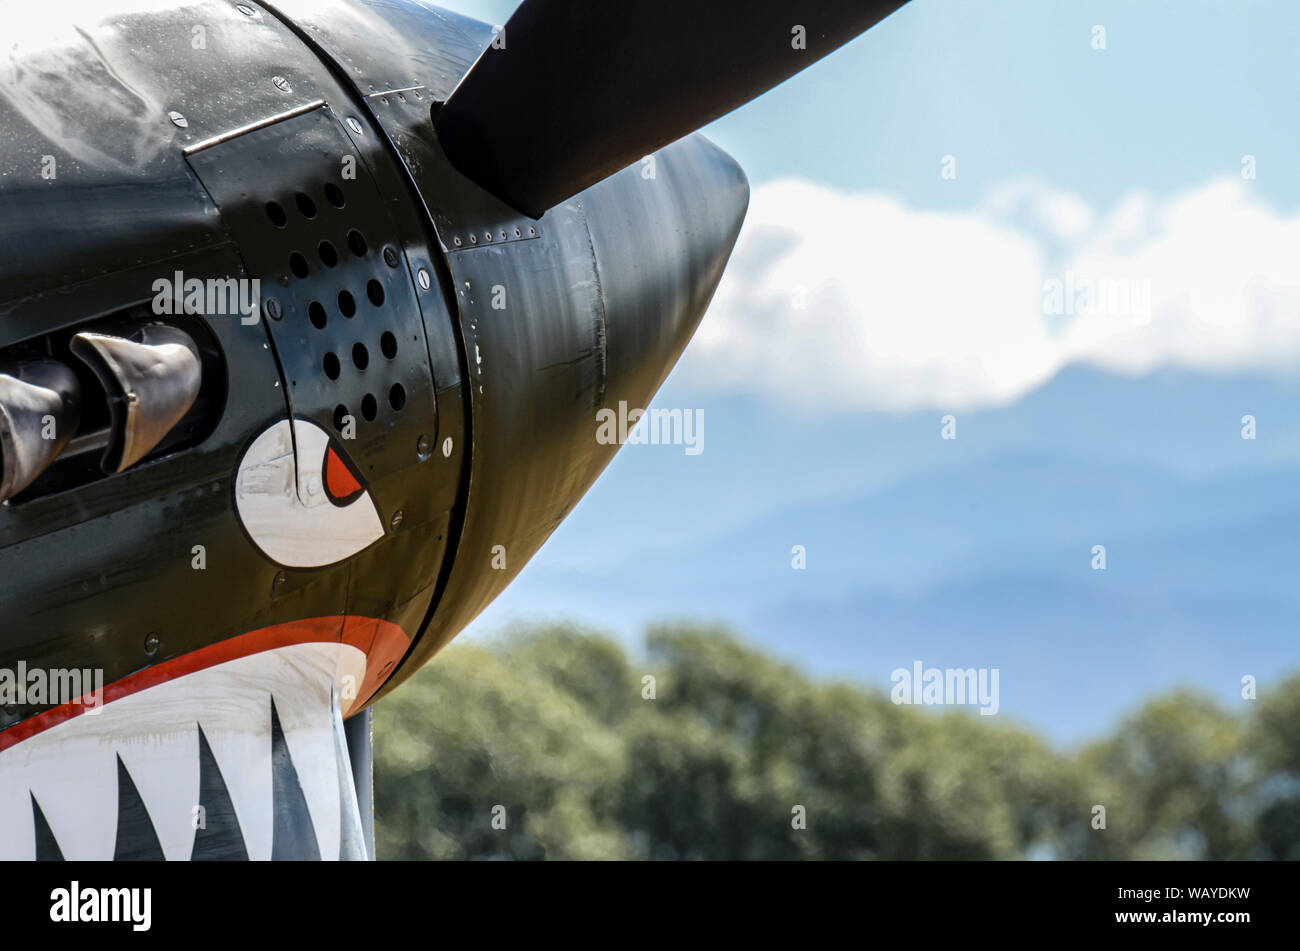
[0,360,82,503]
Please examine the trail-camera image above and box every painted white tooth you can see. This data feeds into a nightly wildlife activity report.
[195,657,276,861]
[271,644,346,861]
[331,700,368,860]
[20,739,118,860]
[115,727,200,861]
[335,642,368,719]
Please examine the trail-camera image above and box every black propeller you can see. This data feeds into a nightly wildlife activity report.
[434,0,910,218]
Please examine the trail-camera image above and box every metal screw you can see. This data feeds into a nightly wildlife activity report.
[236,3,257,16]
[390,510,404,530]
[144,632,160,655]
[383,245,400,268]
[417,268,431,290]
[346,116,364,135]
[272,75,291,93]
[441,436,453,458]
[272,570,286,594]
[264,297,282,320]
[417,434,432,460]
[168,110,188,129]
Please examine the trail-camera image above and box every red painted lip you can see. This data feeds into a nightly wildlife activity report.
[0,616,409,754]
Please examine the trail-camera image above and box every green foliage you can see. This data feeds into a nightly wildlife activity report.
[373,622,1294,860]
[373,627,628,860]
[1251,672,1300,860]
[1079,691,1253,859]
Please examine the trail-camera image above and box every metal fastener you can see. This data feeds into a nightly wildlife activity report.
[272,75,291,93]
[168,110,189,128]
[390,510,404,530]
[383,245,400,268]
[144,632,160,655]
[417,434,432,460]
[236,3,257,16]
[346,116,364,135]
[417,268,431,290]
[441,436,453,458]
[264,297,282,320]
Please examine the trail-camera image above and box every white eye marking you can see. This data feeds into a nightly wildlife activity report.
[235,419,383,568]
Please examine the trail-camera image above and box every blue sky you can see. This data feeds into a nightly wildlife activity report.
[442,1,1300,743]
[447,0,1300,211]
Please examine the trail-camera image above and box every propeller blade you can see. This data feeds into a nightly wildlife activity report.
[434,0,910,217]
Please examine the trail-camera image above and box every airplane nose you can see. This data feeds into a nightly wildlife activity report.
[582,133,750,411]
[376,133,749,691]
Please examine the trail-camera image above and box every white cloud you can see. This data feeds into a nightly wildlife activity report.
[684,177,1300,412]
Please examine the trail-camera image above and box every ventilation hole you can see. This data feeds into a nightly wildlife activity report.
[361,393,377,421]
[266,201,288,227]
[388,383,406,411]
[324,183,346,209]
[347,229,368,256]
[352,342,370,371]
[380,331,398,359]
[333,404,350,431]
[366,279,385,307]
[323,352,341,380]
[318,240,339,268]
[338,290,357,318]
[308,301,327,329]
[288,252,309,279]
[295,192,317,219]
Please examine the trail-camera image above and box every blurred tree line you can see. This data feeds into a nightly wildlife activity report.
[373,623,1300,860]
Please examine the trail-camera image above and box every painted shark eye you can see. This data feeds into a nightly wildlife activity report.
[233,418,383,568]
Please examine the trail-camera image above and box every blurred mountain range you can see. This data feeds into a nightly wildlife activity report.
[469,364,1300,742]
